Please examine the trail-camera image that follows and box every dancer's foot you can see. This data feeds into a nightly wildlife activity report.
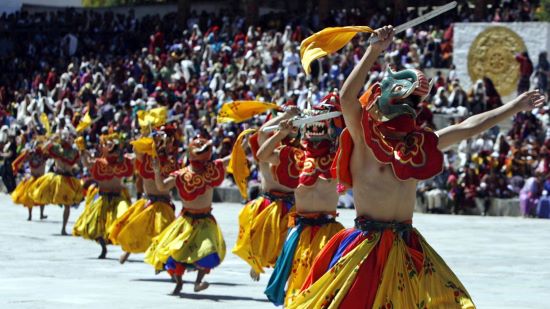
[40,215,48,220]
[61,230,69,236]
[98,247,107,259]
[27,216,31,221]
[119,252,130,264]
[194,282,209,292]
[171,275,183,295]
[249,268,260,281]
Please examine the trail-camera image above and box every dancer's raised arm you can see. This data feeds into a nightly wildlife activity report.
[256,119,293,164]
[339,25,394,141]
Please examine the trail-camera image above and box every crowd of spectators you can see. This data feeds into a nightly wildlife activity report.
[0,1,547,218]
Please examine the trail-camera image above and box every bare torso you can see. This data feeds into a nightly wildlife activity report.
[181,187,214,210]
[350,141,418,221]
[143,178,171,196]
[96,178,126,193]
[54,160,76,174]
[294,178,338,213]
[30,164,46,177]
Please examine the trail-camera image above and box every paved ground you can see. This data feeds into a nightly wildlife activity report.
[1,195,549,309]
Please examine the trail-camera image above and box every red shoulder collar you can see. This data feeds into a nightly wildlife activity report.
[361,113,443,180]
[137,154,178,180]
[272,145,334,189]
[173,160,225,201]
[91,156,134,181]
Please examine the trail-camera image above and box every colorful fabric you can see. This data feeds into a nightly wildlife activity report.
[137,107,167,129]
[73,187,131,240]
[131,137,157,158]
[228,128,257,199]
[109,197,175,253]
[76,112,93,133]
[29,172,83,206]
[12,176,39,206]
[145,208,226,273]
[288,217,475,309]
[265,212,344,307]
[273,145,334,189]
[90,157,134,181]
[300,26,373,74]
[217,101,278,123]
[232,191,295,274]
[172,160,225,201]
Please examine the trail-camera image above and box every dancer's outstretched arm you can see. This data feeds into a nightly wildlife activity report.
[339,25,394,142]
[437,90,546,150]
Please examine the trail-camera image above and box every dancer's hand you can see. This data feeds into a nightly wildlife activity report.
[278,119,294,135]
[371,25,394,52]
[512,90,546,112]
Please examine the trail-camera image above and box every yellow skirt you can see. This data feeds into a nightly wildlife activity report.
[288,219,475,309]
[109,198,175,253]
[264,213,344,307]
[29,172,83,206]
[145,210,226,272]
[72,187,131,240]
[232,194,294,274]
[12,176,40,207]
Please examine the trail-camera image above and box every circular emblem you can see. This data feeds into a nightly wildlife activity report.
[467,26,527,96]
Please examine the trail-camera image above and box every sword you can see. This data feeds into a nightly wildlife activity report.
[261,111,342,133]
[368,1,457,44]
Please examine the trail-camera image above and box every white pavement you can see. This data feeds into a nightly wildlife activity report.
[1,195,549,309]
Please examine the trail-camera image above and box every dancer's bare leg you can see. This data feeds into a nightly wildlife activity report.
[61,205,70,235]
[249,268,260,281]
[119,252,130,264]
[39,206,47,219]
[27,207,32,221]
[171,274,183,295]
[194,269,209,292]
[97,237,107,259]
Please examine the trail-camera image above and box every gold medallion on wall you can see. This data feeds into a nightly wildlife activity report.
[467,26,527,96]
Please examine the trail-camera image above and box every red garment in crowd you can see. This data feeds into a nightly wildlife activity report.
[516,54,533,77]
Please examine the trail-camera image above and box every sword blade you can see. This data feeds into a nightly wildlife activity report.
[368,1,457,44]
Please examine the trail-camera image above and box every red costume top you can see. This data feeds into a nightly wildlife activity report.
[172,160,225,201]
[47,142,80,166]
[272,140,334,189]
[136,154,178,180]
[91,155,134,181]
[333,69,443,186]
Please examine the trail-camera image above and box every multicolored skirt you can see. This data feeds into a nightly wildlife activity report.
[232,191,294,274]
[12,176,41,207]
[109,195,175,253]
[145,207,226,275]
[264,211,344,307]
[29,172,83,206]
[288,217,476,309]
[73,186,131,241]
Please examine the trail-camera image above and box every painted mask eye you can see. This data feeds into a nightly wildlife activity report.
[393,85,403,93]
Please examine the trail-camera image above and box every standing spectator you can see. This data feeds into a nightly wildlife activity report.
[536,52,550,96]
[282,44,300,93]
[516,51,534,94]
